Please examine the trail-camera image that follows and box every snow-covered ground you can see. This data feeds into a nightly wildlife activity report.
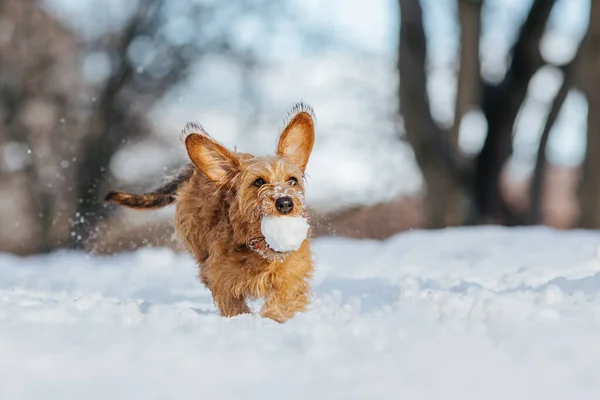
[2,226,600,399]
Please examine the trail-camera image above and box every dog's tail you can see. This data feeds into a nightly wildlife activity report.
[104,163,195,210]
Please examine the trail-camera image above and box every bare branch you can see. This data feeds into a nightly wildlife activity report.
[451,0,482,146]
[529,46,583,224]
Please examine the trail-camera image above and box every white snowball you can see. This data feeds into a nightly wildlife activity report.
[260,216,309,252]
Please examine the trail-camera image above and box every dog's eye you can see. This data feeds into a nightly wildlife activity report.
[253,178,266,187]
[287,177,298,186]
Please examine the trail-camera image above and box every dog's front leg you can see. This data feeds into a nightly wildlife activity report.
[211,287,251,318]
[260,284,310,323]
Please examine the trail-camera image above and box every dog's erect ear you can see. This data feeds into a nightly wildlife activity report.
[277,102,316,172]
[182,123,240,185]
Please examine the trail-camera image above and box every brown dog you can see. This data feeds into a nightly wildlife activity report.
[105,102,316,323]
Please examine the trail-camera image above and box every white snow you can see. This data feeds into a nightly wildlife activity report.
[3,226,600,399]
[260,216,310,252]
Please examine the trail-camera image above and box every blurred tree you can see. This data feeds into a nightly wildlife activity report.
[0,0,83,253]
[0,0,273,254]
[398,0,469,228]
[397,0,589,227]
[579,0,600,228]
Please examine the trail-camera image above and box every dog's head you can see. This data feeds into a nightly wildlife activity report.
[181,102,315,260]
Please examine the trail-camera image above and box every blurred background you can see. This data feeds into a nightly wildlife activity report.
[0,0,596,255]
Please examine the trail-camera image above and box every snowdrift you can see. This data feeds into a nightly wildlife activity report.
[2,226,600,399]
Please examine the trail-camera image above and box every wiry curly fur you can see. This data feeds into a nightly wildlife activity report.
[106,102,316,323]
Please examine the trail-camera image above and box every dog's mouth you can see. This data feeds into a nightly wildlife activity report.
[248,236,292,260]
[248,236,265,251]
[248,236,287,253]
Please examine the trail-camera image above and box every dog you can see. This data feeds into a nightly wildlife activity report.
[105,102,316,323]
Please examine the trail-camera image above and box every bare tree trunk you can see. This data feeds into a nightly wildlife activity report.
[397,0,468,227]
[579,1,600,228]
[476,0,556,224]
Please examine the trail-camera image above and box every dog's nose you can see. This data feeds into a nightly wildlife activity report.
[275,196,294,214]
